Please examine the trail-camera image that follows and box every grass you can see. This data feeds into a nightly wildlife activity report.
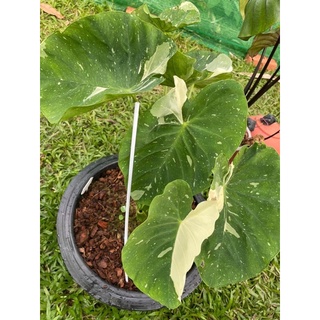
[40,1,280,319]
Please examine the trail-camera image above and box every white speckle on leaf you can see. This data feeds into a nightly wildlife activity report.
[250,182,259,188]
[157,247,172,258]
[77,62,84,70]
[186,155,192,167]
[228,210,238,216]
[224,222,240,238]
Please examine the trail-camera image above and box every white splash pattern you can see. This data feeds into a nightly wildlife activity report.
[83,87,107,102]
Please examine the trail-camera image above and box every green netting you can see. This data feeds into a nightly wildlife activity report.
[94,0,280,64]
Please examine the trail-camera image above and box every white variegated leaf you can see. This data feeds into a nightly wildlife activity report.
[170,193,222,300]
[150,76,187,124]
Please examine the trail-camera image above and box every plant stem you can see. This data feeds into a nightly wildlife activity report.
[264,129,280,141]
[244,48,266,95]
[245,35,280,106]
[247,70,280,107]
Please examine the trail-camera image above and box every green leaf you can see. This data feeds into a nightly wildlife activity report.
[40,11,176,123]
[122,179,221,308]
[205,53,233,74]
[134,1,200,33]
[162,51,233,88]
[195,143,280,287]
[119,79,248,205]
[161,51,197,87]
[247,29,280,56]
[238,0,280,40]
[189,51,233,88]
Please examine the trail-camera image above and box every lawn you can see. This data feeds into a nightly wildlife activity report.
[40,1,280,319]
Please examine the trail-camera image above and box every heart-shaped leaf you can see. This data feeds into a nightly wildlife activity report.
[119,79,248,205]
[195,143,280,287]
[122,179,221,309]
[40,11,176,123]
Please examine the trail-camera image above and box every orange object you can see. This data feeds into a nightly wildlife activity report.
[125,6,135,13]
[249,115,280,155]
[245,54,278,71]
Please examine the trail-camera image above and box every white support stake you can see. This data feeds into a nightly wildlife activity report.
[124,102,140,282]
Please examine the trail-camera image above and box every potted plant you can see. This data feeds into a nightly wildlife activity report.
[40,1,280,310]
[56,154,202,310]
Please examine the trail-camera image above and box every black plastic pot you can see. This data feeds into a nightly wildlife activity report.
[56,155,202,311]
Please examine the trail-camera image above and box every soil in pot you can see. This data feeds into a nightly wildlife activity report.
[74,165,200,294]
[74,167,141,291]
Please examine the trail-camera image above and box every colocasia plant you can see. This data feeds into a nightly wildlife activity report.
[40,1,280,309]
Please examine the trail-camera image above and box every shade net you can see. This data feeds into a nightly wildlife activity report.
[93,0,280,63]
